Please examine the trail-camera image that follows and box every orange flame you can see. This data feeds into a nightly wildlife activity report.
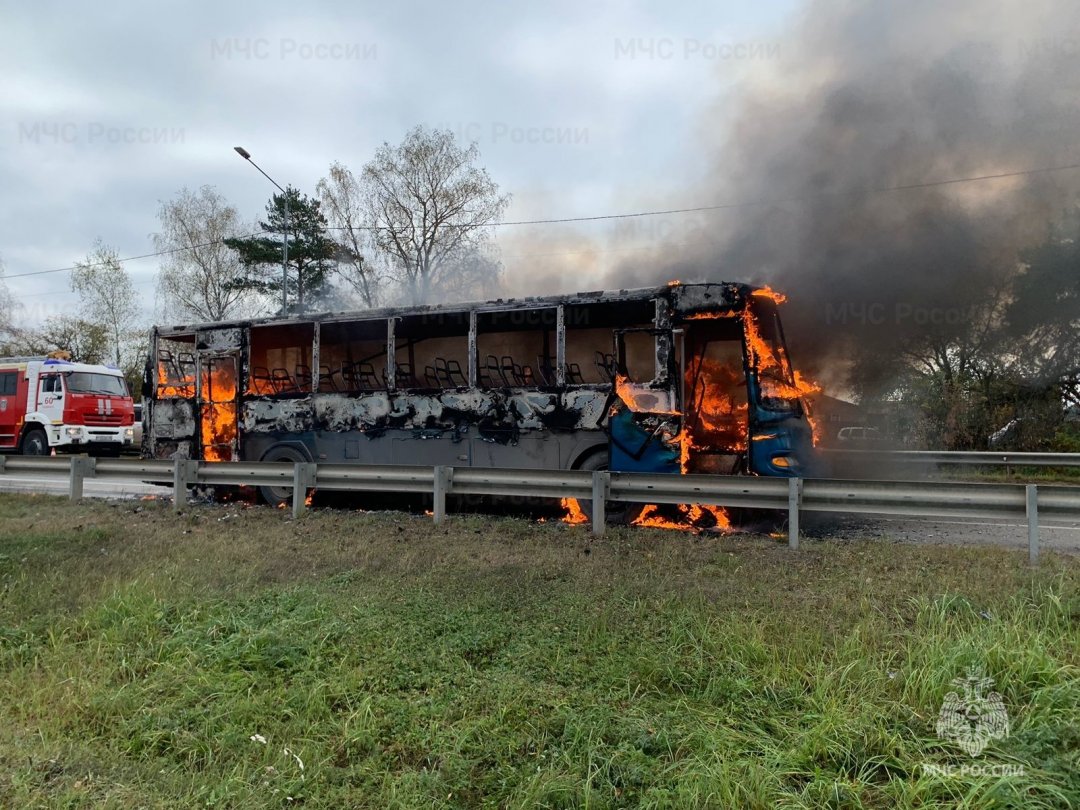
[157,361,195,398]
[248,373,272,396]
[200,362,238,462]
[633,503,731,532]
[305,490,314,507]
[683,356,749,455]
[685,310,739,320]
[743,302,824,445]
[743,307,785,377]
[795,372,825,447]
[560,497,588,524]
[555,283,813,530]
[751,285,788,305]
[614,374,680,416]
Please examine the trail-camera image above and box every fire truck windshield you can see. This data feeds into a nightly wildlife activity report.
[65,372,128,396]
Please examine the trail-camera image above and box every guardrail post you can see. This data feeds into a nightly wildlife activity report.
[1026,484,1039,566]
[69,456,95,501]
[432,465,452,524]
[788,477,802,550]
[172,459,198,509]
[591,471,609,537]
[0,455,6,475]
[292,463,317,519]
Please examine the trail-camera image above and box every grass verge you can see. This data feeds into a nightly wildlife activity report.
[934,466,1080,485]
[0,494,1077,808]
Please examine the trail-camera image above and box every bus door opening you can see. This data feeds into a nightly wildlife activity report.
[199,353,239,462]
[681,317,749,475]
[608,328,681,474]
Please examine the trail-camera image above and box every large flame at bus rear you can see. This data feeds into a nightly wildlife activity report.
[200,360,238,462]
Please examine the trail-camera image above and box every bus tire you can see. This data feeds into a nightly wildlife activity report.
[19,427,49,456]
[257,445,309,507]
[576,450,643,526]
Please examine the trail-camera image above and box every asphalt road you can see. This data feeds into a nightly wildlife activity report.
[0,473,171,499]
[805,513,1080,555]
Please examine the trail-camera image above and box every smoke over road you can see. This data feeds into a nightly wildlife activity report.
[599,0,1080,392]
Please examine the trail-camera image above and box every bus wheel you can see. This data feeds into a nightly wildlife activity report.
[576,451,643,526]
[19,428,49,456]
[257,445,308,507]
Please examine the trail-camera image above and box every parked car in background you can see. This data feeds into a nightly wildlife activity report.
[130,403,143,452]
[987,418,1022,449]
[836,426,889,447]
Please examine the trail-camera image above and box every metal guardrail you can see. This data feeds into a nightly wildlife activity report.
[1,455,1077,565]
[822,449,1080,468]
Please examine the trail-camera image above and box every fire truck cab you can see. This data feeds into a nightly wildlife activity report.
[0,356,136,456]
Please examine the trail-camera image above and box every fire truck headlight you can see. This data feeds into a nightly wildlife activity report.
[124,428,134,439]
[65,427,81,437]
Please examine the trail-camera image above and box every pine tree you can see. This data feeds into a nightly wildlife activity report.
[225,188,349,315]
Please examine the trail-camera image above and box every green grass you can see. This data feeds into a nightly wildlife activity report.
[935,466,1080,485]
[0,494,1077,808]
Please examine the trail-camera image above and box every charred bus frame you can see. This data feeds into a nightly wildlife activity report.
[144,282,815,503]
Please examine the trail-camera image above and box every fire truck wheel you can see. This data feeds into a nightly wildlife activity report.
[257,445,308,507]
[19,428,49,456]
[576,451,643,526]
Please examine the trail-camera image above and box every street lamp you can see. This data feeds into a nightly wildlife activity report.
[234,146,290,314]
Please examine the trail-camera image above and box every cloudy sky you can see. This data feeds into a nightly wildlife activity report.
[1,0,797,325]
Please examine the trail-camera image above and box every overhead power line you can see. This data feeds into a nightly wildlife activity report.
[3,234,265,281]
[5,160,1080,282]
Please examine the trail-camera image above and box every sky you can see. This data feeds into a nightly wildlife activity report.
[1,0,797,326]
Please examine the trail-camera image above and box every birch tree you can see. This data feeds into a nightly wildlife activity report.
[316,162,383,307]
[70,242,139,367]
[153,186,260,322]
[357,126,509,305]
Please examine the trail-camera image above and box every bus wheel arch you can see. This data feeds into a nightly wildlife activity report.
[569,442,609,471]
[572,447,643,526]
[256,442,313,506]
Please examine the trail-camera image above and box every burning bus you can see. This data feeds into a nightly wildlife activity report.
[143,282,818,511]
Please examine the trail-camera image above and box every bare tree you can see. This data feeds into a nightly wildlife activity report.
[71,241,140,367]
[154,186,261,322]
[358,126,510,305]
[4,316,110,363]
[0,259,17,348]
[1007,219,1080,407]
[316,162,383,307]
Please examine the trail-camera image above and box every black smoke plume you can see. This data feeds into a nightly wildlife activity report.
[607,0,1080,394]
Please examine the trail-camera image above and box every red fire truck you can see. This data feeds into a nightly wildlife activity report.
[0,355,136,456]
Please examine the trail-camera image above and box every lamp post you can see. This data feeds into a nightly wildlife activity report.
[234,146,290,314]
